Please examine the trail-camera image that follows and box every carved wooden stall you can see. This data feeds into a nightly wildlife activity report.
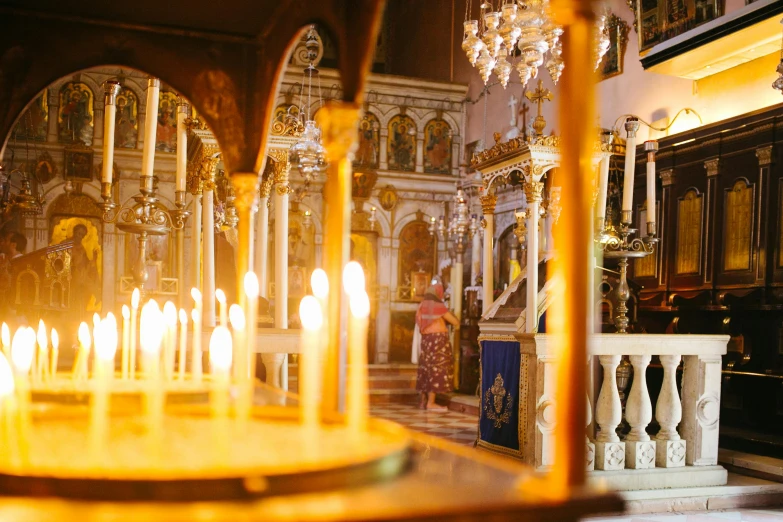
[628,103,783,452]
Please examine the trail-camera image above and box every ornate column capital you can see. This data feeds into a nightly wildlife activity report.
[479,193,498,215]
[104,80,121,106]
[258,176,274,199]
[268,148,291,195]
[523,180,545,203]
[704,158,720,178]
[660,169,676,187]
[756,145,773,167]
[316,101,361,162]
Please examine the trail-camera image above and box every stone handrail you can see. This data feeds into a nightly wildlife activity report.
[516,333,728,490]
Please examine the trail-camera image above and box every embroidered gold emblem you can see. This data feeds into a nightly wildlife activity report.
[484,373,514,428]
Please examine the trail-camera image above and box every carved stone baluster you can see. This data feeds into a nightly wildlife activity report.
[586,393,595,471]
[594,355,625,470]
[655,354,686,467]
[625,354,656,469]
[681,354,722,466]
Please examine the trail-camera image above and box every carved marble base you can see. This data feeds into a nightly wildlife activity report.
[595,441,625,471]
[625,440,656,469]
[655,439,686,468]
[586,440,595,471]
[261,353,286,388]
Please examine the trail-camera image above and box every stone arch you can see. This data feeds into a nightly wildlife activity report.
[392,210,437,238]
[418,110,460,135]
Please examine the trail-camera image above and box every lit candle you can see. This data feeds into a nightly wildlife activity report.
[178,309,188,380]
[243,273,259,384]
[90,316,117,464]
[229,304,249,428]
[10,326,35,466]
[311,269,329,309]
[73,322,91,381]
[644,140,658,236]
[343,261,366,297]
[120,305,129,379]
[622,118,641,218]
[299,296,323,436]
[163,301,178,381]
[209,325,232,462]
[139,299,164,453]
[347,291,370,436]
[101,80,120,186]
[191,288,203,383]
[50,328,59,380]
[215,289,227,328]
[130,288,140,380]
[0,353,17,468]
[36,319,47,383]
[1,323,9,360]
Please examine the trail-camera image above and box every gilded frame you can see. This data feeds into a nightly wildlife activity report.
[600,13,630,81]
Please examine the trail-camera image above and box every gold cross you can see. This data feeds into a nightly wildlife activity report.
[525,79,553,119]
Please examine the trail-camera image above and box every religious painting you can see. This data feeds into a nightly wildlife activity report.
[411,271,431,299]
[355,112,380,168]
[63,145,94,182]
[288,265,306,298]
[352,170,378,200]
[58,82,94,145]
[378,185,398,211]
[115,86,139,149]
[387,114,416,172]
[600,14,630,81]
[635,0,723,52]
[423,119,452,174]
[31,151,57,184]
[12,92,48,142]
[50,216,102,315]
[156,91,178,152]
[389,311,415,363]
[397,220,435,301]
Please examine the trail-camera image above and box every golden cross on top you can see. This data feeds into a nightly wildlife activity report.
[525,79,553,119]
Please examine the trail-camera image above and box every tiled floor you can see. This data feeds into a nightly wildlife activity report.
[370,403,477,447]
[585,510,783,521]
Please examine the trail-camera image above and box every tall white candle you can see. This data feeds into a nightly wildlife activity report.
[130,289,140,380]
[347,291,370,435]
[209,326,232,461]
[75,322,91,381]
[139,300,164,453]
[90,316,117,464]
[215,289,227,328]
[299,296,323,434]
[229,304,246,383]
[175,100,189,192]
[178,309,188,381]
[101,81,121,185]
[191,288,203,383]
[0,353,16,467]
[644,140,659,235]
[50,328,59,380]
[141,78,160,192]
[596,155,610,226]
[343,261,366,298]
[10,327,34,465]
[311,269,329,310]
[622,118,641,217]
[36,319,47,383]
[121,305,130,379]
[243,273,259,383]
[163,301,178,381]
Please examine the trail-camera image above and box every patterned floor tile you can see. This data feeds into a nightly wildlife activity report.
[371,403,477,447]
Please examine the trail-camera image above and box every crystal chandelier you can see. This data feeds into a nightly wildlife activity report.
[289,27,328,183]
[429,188,479,259]
[462,1,610,89]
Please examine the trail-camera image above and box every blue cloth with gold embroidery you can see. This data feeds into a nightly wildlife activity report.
[478,340,521,455]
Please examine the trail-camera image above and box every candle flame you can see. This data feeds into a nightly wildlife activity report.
[0,353,15,396]
[37,319,47,350]
[244,272,260,298]
[215,289,226,304]
[228,304,245,331]
[92,313,101,330]
[11,327,35,373]
[95,317,118,361]
[51,328,59,351]
[140,301,163,354]
[311,269,329,300]
[122,304,130,320]
[131,288,140,309]
[179,308,188,324]
[209,326,233,371]
[191,287,202,303]
[343,261,366,296]
[191,308,200,323]
[299,296,323,331]
[349,291,371,319]
[78,322,92,352]
[1,322,9,347]
[163,301,178,326]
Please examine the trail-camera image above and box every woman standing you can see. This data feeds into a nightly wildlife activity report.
[414,283,459,411]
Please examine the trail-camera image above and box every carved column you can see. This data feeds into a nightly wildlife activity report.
[594,354,625,470]
[415,131,424,173]
[190,190,202,293]
[655,354,686,468]
[524,180,544,332]
[625,354,655,469]
[255,178,273,299]
[202,180,216,328]
[703,158,720,287]
[659,169,676,295]
[756,146,773,286]
[231,173,259,304]
[681,354,722,466]
[480,193,497,314]
[269,150,290,330]
[471,222,482,286]
[317,102,361,413]
[379,129,388,170]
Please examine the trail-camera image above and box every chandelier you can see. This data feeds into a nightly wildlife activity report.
[0,166,45,216]
[462,1,610,88]
[289,27,328,185]
[429,188,479,258]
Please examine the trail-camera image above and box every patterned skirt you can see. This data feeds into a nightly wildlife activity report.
[416,332,453,393]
